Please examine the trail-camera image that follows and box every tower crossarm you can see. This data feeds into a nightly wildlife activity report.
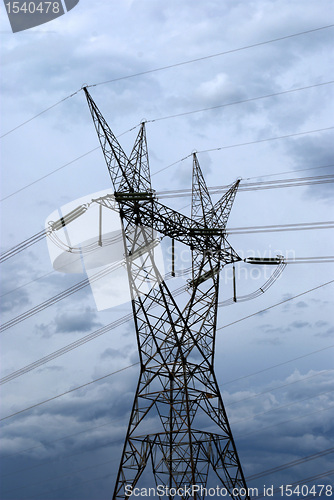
[94,194,241,261]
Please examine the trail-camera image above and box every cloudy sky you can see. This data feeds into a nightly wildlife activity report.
[0,0,333,498]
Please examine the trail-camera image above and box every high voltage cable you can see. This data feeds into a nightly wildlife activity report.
[1,208,333,264]
[227,221,334,235]
[1,24,332,140]
[217,279,334,332]
[231,388,334,427]
[2,422,331,490]
[0,125,139,203]
[0,229,48,263]
[86,25,334,88]
[237,404,334,441]
[224,370,331,407]
[1,279,333,385]
[1,123,333,204]
[15,465,334,500]
[147,81,334,123]
[245,163,334,180]
[0,146,100,202]
[0,89,81,139]
[197,126,334,155]
[0,261,124,333]
[1,394,332,492]
[1,359,332,425]
[246,447,334,481]
[1,244,333,335]
[2,342,333,461]
[255,469,334,499]
[1,280,333,420]
[0,274,186,334]
[221,343,334,387]
[151,126,334,176]
[0,364,139,422]
[3,420,333,496]
[156,172,334,199]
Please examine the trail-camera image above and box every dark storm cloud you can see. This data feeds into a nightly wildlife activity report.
[286,134,334,199]
[315,320,328,327]
[0,282,30,314]
[0,261,31,313]
[296,300,308,308]
[290,320,310,328]
[100,347,127,360]
[54,307,102,333]
[254,336,283,346]
[316,326,334,338]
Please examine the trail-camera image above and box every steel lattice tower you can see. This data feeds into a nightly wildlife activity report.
[84,87,250,500]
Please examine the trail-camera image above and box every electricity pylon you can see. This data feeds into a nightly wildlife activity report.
[84,87,250,500]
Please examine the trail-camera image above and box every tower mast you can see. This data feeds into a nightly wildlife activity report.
[83,87,250,500]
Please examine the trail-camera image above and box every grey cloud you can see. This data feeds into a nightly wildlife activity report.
[315,326,334,338]
[286,135,334,199]
[315,320,328,327]
[290,320,310,328]
[296,301,308,308]
[101,347,127,360]
[0,261,31,314]
[54,307,102,333]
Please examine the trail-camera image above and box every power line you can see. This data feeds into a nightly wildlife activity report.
[247,447,334,481]
[0,364,139,422]
[1,279,333,420]
[0,229,47,263]
[225,370,331,407]
[0,146,100,202]
[87,25,334,88]
[0,245,332,334]
[0,124,139,203]
[1,222,333,268]
[148,81,334,123]
[0,261,122,333]
[0,89,81,139]
[226,221,334,235]
[2,279,333,385]
[255,469,334,499]
[151,126,334,177]
[221,343,334,387]
[237,404,334,441]
[1,380,333,495]
[197,126,334,154]
[1,122,332,205]
[245,163,334,180]
[217,279,334,332]
[156,173,334,199]
[231,388,334,427]
[4,423,333,496]
[2,343,333,462]
[2,25,331,140]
